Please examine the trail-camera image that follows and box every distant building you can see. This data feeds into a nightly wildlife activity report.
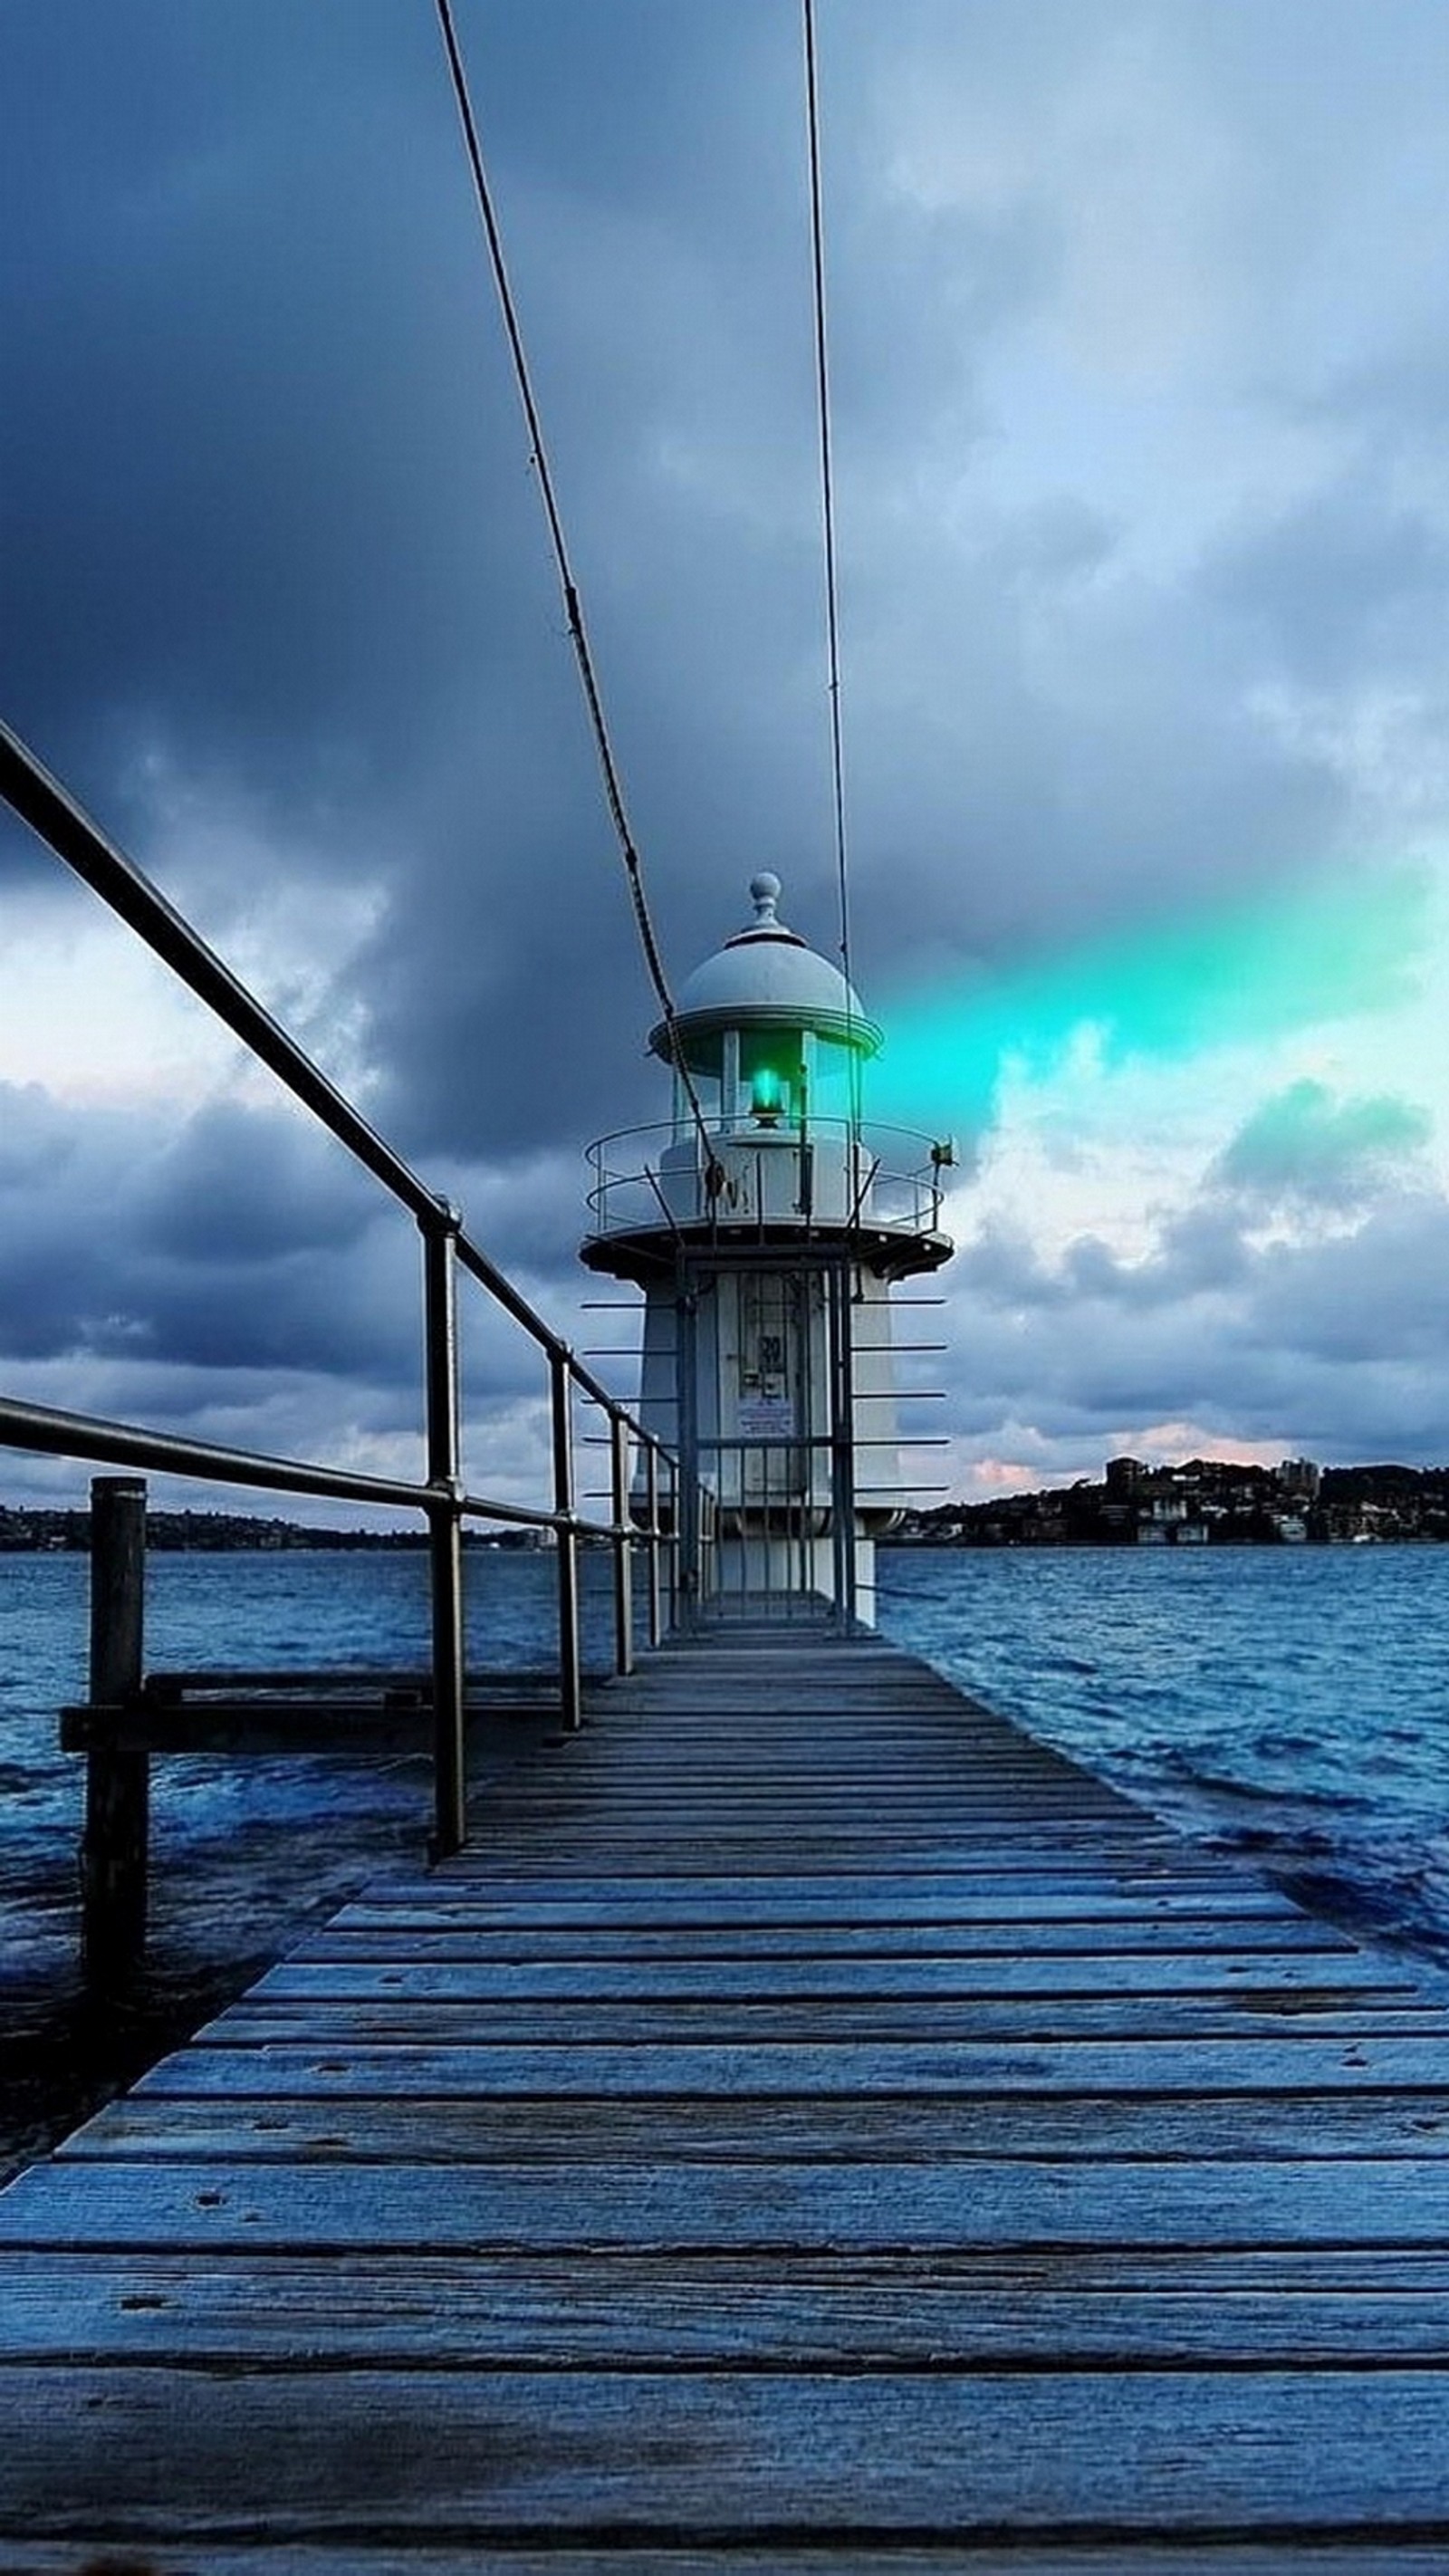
[1105,1456,1147,1497]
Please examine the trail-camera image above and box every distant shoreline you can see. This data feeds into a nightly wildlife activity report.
[7,1452,1449,1553]
[892,1456,1449,1550]
[881,1528,1441,1549]
[0,1508,543,1555]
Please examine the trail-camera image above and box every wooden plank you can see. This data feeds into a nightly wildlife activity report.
[5,2244,1449,2367]
[443,1841,1201,1867]
[434,1858,1259,1889]
[425,1851,1296,1884]
[423,1855,1263,1884]
[301,1916,1363,1959]
[3,2365,1449,2538]
[209,1997,1449,2045]
[516,1747,1135,1768]
[249,1951,1424,2002]
[330,1887,1310,1927]
[8,2153,1449,2252]
[476,1738,1125,1760]
[456,1780,1166,1805]
[456,1792,1197,1813]
[11,2551,1449,2576]
[56,2089,1449,2165]
[112,2032,1449,2097]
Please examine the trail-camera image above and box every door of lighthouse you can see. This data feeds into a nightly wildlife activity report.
[734,1269,813,1502]
[671,1247,866,1621]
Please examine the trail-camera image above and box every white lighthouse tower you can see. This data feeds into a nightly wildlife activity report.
[583,874,952,1623]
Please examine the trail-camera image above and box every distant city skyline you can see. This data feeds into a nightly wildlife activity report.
[5,1,1449,1514]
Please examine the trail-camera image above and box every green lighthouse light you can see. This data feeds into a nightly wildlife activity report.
[750,1064,783,1126]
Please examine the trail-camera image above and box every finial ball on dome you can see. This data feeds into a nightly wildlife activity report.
[750,871,782,924]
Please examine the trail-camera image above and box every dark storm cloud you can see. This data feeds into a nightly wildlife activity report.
[0,0,844,1165]
[0,6,492,790]
[0,1084,411,1381]
[2,0,1425,1169]
[1207,478,1449,690]
[1250,1199,1449,1370]
[7,1,1449,1492]
[137,1101,379,1263]
[0,1077,572,1488]
[942,1187,1449,1470]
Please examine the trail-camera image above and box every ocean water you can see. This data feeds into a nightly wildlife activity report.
[881,1544,1449,1967]
[3,1540,1448,2174]
[0,1545,623,2178]
[0,1543,626,1953]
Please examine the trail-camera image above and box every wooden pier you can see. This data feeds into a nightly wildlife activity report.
[5,1621,1449,2566]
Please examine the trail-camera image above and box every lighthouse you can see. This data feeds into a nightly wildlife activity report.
[582,874,952,1623]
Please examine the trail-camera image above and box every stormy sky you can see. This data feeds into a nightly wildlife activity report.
[5,0,1449,1514]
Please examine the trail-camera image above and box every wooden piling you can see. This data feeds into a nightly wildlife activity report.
[80,1473,148,1979]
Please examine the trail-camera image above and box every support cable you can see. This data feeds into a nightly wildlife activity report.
[432,0,719,1183]
[802,0,859,1142]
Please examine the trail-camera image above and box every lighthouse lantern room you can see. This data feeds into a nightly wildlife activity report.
[583,874,952,1623]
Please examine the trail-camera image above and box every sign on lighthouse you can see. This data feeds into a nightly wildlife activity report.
[583,875,952,1624]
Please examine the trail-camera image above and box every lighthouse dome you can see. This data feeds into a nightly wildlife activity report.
[648,874,881,1067]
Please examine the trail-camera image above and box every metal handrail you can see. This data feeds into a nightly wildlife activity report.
[0,716,641,1393]
[0,1394,644,1535]
[0,713,689,1860]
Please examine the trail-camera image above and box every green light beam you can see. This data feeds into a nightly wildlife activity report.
[872,866,1429,1136]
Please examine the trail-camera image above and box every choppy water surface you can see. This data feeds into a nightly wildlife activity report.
[4,1540,1448,2176]
[880,1544,1449,1967]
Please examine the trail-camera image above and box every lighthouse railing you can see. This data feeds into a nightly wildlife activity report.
[586,1116,948,1239]
[0,716,696,1918]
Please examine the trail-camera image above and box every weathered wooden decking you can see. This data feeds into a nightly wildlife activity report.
[5,1622,1449,2568]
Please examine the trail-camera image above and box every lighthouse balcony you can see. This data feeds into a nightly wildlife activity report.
[582,1116,953,1270]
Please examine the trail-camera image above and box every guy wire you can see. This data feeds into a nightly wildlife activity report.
[432,0,720,1174]
[802,0,862,1142]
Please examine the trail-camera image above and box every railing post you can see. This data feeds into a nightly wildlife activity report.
[610,1411,634,1677]
[645,1438,663,1648]
[665,1452,680,1632]
[82,1474,149,1979]
[829,1253,858,1629]
[551,1348,582,1730]
[422,1202,466,1859]
[676,1278,700,1629]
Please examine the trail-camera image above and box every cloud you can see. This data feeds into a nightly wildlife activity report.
[0,1087,412,1379]
[1214,1079,1432,1213]
[1209,479,1449,693]
[8,4,1449,1509]
[938,1175,1449,1484]
[871,867,1430,1143]
[0,1068,602,1514]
